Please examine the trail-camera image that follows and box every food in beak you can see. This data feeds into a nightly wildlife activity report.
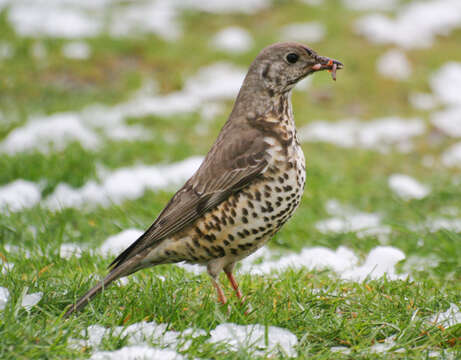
[312,59,341,81]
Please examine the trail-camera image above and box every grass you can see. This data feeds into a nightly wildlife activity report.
[1,0,460,359]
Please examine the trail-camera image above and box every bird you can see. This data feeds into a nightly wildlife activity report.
[65,42,343,317]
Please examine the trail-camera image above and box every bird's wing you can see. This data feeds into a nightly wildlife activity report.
[109,125,269,269]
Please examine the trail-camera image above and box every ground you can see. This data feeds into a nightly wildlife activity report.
[0,0,460,359]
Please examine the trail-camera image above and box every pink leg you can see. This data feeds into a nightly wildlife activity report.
[211,278,227,305]
[225,271,243,299]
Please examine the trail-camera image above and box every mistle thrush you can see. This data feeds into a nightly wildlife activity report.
[65,42,343,316]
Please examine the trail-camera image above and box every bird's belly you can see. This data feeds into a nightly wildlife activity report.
[151,145,306,266]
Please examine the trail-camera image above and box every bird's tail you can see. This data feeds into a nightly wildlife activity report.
[64,257,139,318]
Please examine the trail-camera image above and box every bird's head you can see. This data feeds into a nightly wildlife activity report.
[251,42,344,94]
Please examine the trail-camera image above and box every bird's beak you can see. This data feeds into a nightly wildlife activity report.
[311,56,344,81]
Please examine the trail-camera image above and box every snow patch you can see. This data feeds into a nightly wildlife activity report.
[21,292,43,310]
[409,93,438,111]
[0,113,100,155]
[388,174,430,200]
[376,49,412,80]
[342,0,398,11]
[430,303,461,328]
[211,27,253,54]
[431,106,461,137]
[62,41,91,59]
[299,117,425,152]
[442,142,461,167]
[279,22,326,43]
[90,346,184,360]
[60,243,85,259]
[99,229,144,257]
[0,180,41,213]
[356,0,461,49]
[0,287,9,310]
[45,157,203,210]
[430,62,461,106]
[208,323,298,358]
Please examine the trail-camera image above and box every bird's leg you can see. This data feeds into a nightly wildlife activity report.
[224,263,242,299]
[211,277,227,305]
[207,260,227,305]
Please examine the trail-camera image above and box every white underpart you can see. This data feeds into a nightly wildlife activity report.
[299,117,425,153]
[0,180,41,213]
[62,41,91,59]
[0,287,9,311]
[208,323,298,358]
[376,49,412,80]
[279,22,326,43]
[355,0,461,49]
[211,27,253,54]
[430,303,461,328]
[45,156,203,210]
[90,346,184,360]
[388,174,430,200]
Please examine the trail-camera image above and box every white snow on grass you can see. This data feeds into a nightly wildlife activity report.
[355,0,461,49]
[72,321,205,354]
[21,291,43,310]
[431,106,461,137]
[430,303,461,328]
[45,156,203,210]
[60,243,85,259]
[342,0,398,11]
[2,62,244,155]
[442,142,461,167]
[409,92,438,111]
[0,113,100,155]
[109,1,180,41]
[179,0,269,14]
[208,323,298,358]
[99,229,143,257]
[425,217,461,233]
[388,174,430,200]
[430,62,461,106]
[211,27,253,54]
[90,346,184,360]
[376,49,412,80]
[62,41,91,59]
[299,117,425,152]
[315,199,391,241]
[279,22,326,43]
[0,287,9,311]
[0,180,41,213]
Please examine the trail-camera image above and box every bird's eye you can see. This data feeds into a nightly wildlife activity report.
[286,53,299,64]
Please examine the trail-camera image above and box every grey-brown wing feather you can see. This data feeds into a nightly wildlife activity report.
[109,125,269,269]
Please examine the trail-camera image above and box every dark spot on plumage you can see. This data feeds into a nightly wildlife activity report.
[231,248,238,255]
[242,208,248,216]
[191,256,199,261]
[264,184,271,192]
[237,231,245,239]
[223,239,230,246]
[276,201,281,207]
[243,229,250,236]
[229,217,235,225]
[242,216,248,224]
[252,228,259,234]
[264,216,269,222]
[264,191,271,198]
[193,238,201,248]
[252,212,258,218]
[283,173,289,180]
[275,186,282,193]
[255,190,262,201]
[165,250,171,256]
[259,226,266,232]
[278,176,285,183]
[212,246,225,257]
[204,247,213,256]
[231,208,237,217]
[228,233,234,242]
[248,201,254,209]
[194,227,204,236]
[204,234,215,243]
